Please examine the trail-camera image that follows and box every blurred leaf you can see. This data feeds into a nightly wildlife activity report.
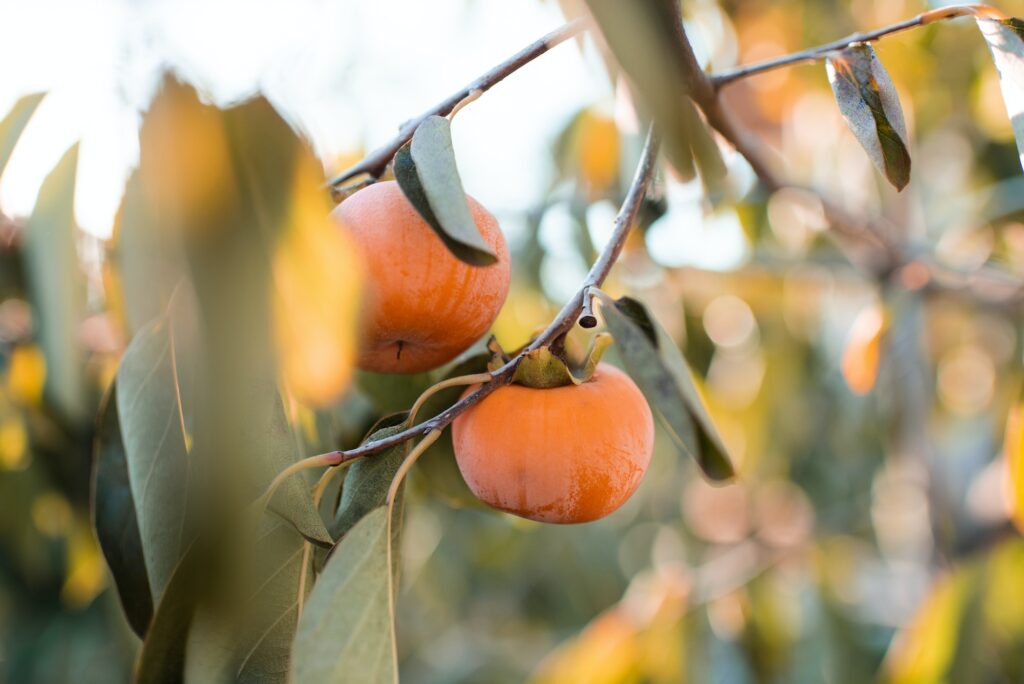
[257,386,332,546]
[393,115,497,266]
[135,543,204,684]
[329,422,411,541]
[977,18,1024,173]
[597,293,735,481]
[0,92,43,179]
[883,568,972,683]
[826,44,911,191]
[1004,398,1024,534]
[841,303,888,396]
[113,171,188,337]
[92,382,154,638]
[292,507,397,684]
[272,159,362,408]
[116,311,192,605]
[24,144,88,423]
[584,0,726,187]
[184,519,308,684]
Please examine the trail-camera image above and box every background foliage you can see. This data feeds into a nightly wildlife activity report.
[3,0,1024,682]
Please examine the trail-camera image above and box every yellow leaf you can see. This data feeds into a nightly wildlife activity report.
[576,110,620,197]
[61,522,107,609]
[0,418,28,470]
[1004,401,1024,534]
[841,303,887,395]
[272,158,363,407]
[883,569,971,684]
[7,344,46,405]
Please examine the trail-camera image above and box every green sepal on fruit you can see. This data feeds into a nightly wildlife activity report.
[485,332,613,389]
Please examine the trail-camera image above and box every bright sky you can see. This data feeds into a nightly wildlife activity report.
[0,0,747,270]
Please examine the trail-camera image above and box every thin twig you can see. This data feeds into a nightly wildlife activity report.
[711,4,1005,90]
[324,18,590,190]
[312,126,660,468]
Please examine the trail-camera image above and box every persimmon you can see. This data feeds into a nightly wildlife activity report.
[332,180,511,373]
[452,363,654,523]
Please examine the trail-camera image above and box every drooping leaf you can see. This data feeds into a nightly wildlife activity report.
[976,18,1024,173]
[393,115,498,266]
[597,293,735,481]
[292,507,397,684]
[116,311,193,605]
[826,44,911,191]
[584,0,726,188]
[329,422,412,541]
[24,144,88,423]
[91,382,154,638]
[0,92,44,179]
[257,385,332,546]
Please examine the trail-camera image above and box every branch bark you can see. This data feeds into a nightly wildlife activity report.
[711,4,1005,90]
[325,18,589,193]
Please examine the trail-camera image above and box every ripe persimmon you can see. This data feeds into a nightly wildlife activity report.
[332,180,511,374]
[452,363,654,523]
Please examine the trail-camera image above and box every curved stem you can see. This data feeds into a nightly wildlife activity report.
[711,4,1005,90]
[407,372,493,426]
[325,18,589,192]
[253,452,342,514]
[386,430,442,506]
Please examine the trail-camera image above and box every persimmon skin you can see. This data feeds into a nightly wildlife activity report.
[452,364,655,523]
[332,181,511,374]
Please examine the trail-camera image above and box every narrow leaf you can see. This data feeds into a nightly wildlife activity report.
[24,144,88,422]
[977,18,1024,173]
[394,115,497,266]
[292,507,397,684]
[117,312,193,605]
[0,92,44,179]
[92,382,154,638]
[598,293,735,481]
[329,423,412,540]
[826,44,911,191]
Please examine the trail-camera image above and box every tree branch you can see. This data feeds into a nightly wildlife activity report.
[317,127,660,466]
[324,18,590,193]
[710,4,1005,90]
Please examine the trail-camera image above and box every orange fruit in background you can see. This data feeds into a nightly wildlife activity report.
[452,363,654,523]
[332,180,511,374]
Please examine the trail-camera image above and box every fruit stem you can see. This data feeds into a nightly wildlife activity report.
[386,429,443,507]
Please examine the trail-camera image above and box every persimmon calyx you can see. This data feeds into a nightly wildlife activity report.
[505,333,613,389]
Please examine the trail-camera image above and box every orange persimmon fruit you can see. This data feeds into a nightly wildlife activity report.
[331,180,511,373]
[452,363,654,523]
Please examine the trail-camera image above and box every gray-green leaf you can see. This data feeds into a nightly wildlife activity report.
[826,44,911,191]
[24,144,88,423]
[394,115,497,266]
[92,381,154,638]
[977,18,1024,174]
[598,293,735,481]
[292,507,397,684]
[117,313,192,605]
[0,92,43,179]
[329,422,412,541]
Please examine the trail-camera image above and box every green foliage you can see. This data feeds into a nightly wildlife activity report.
[293,507,398,684]
[598,292,735,481]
